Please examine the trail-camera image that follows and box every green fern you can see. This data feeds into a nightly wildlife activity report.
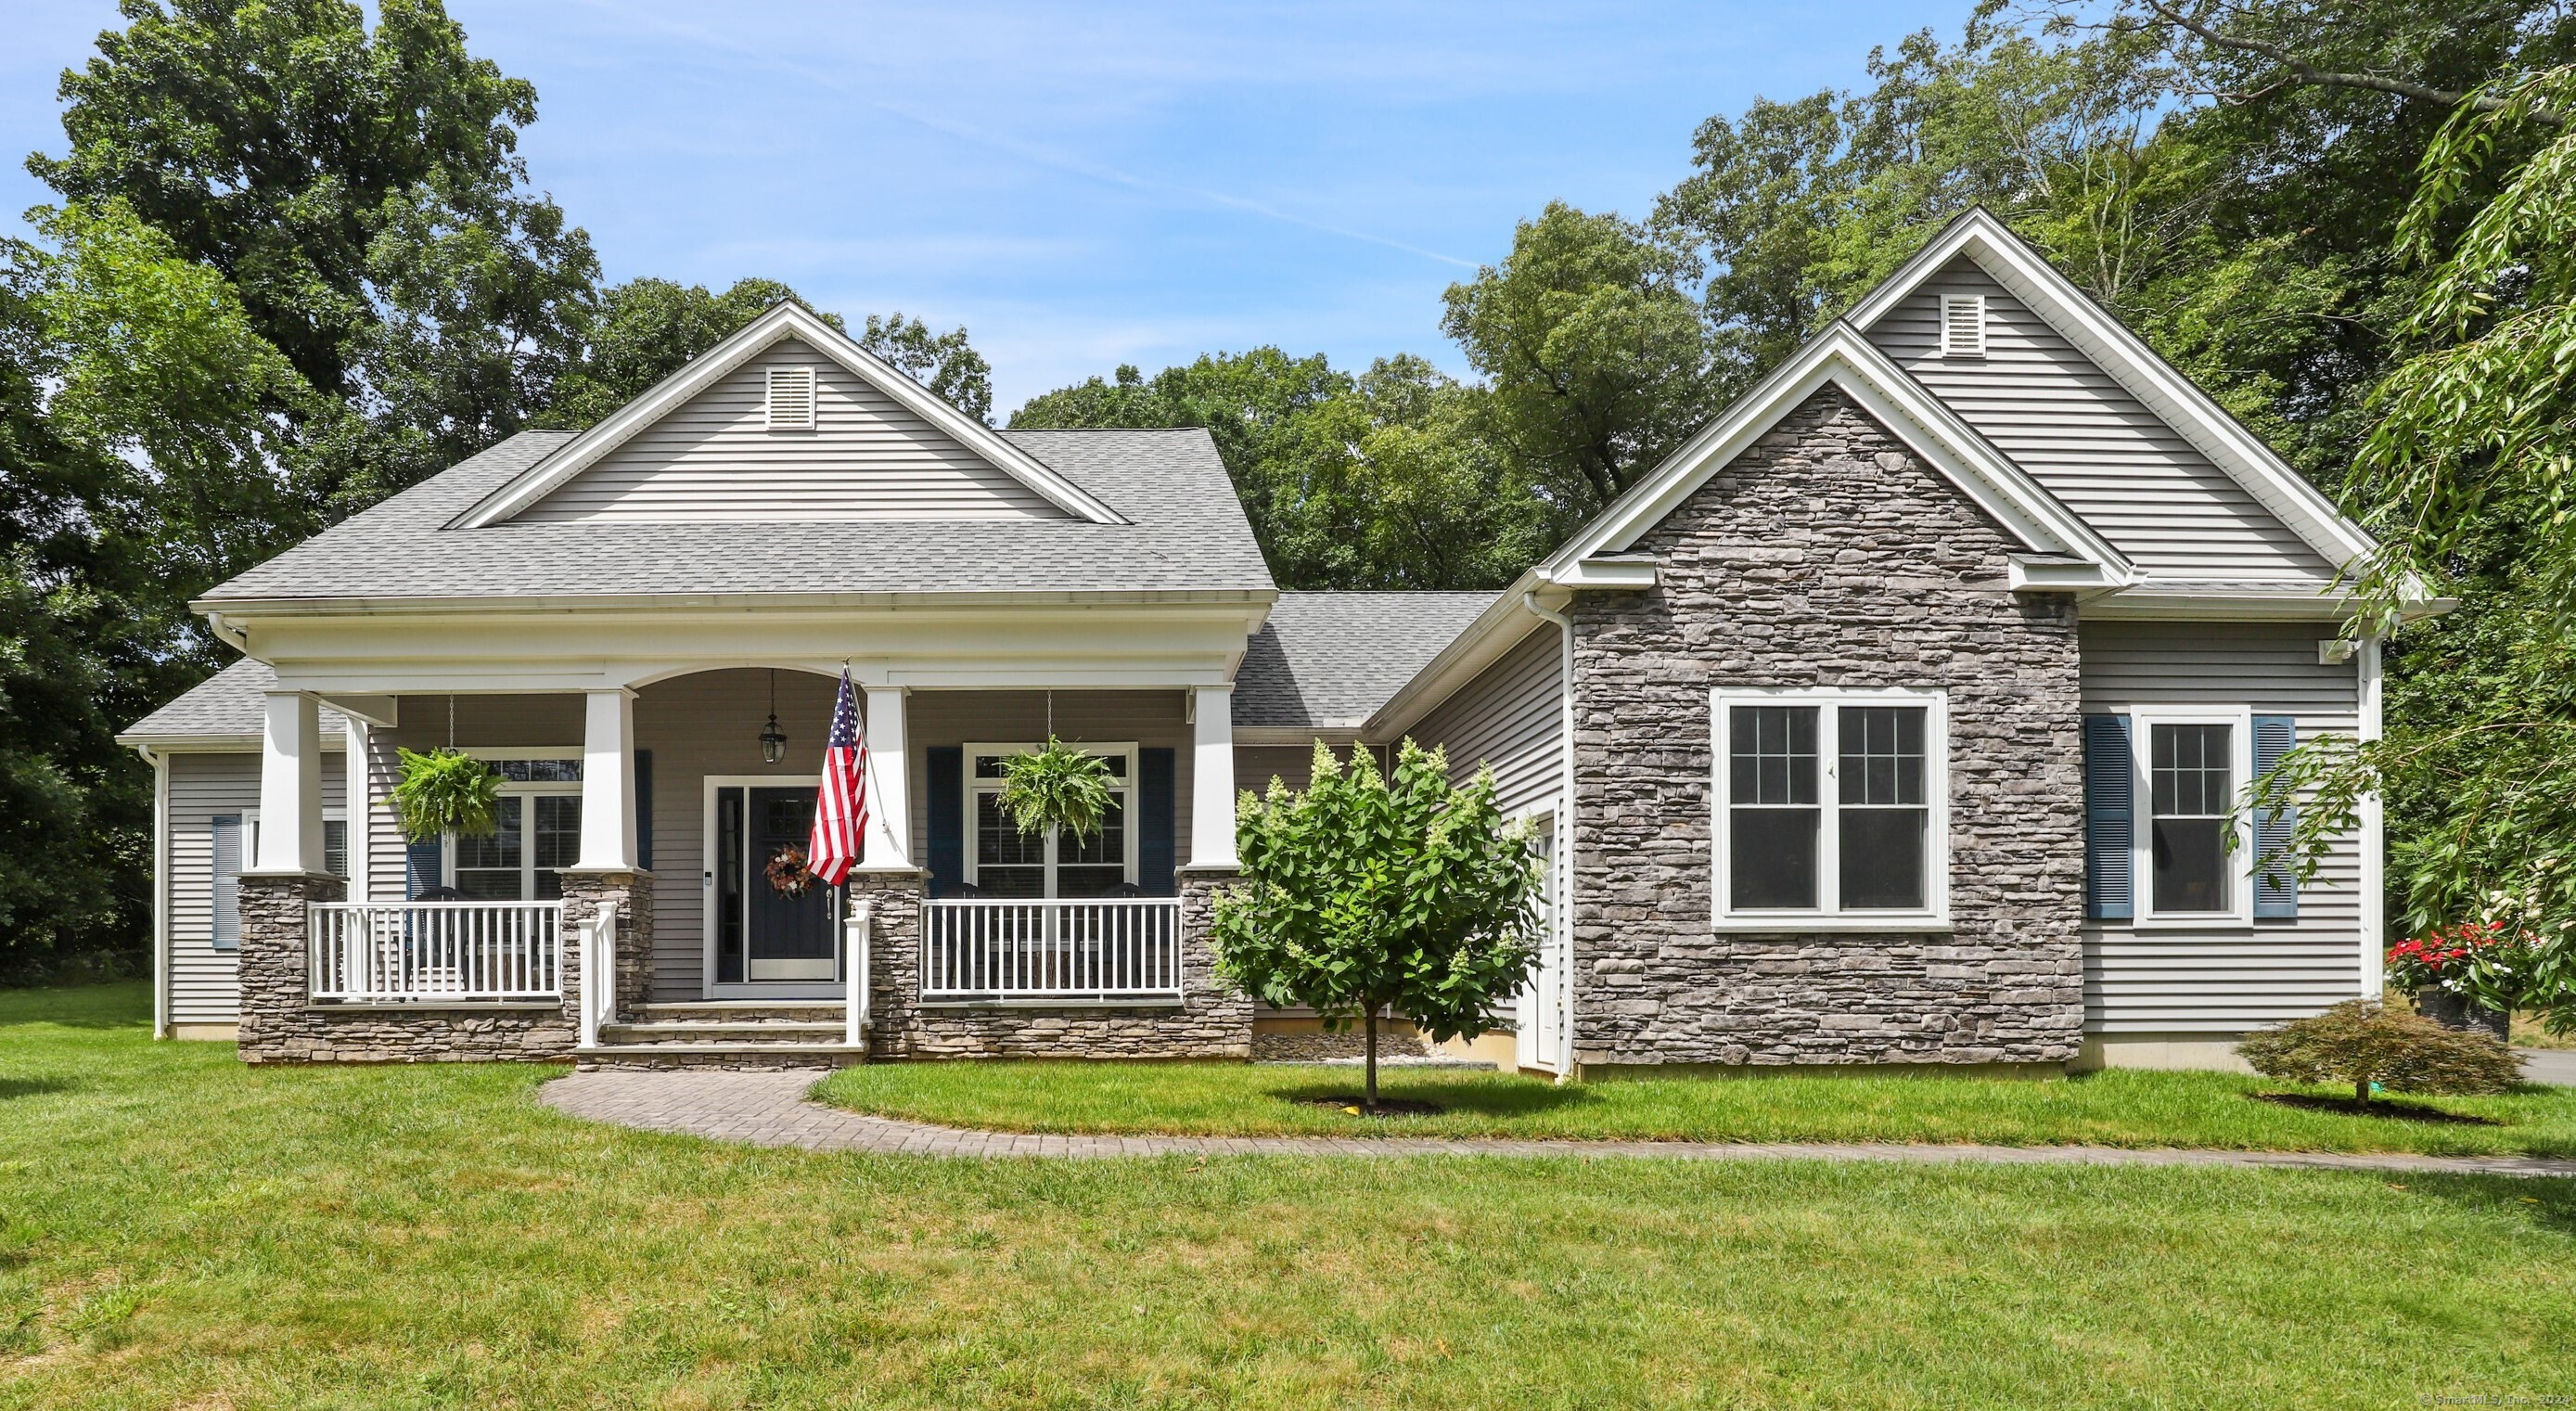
[389,748,503,842]
[997,737,1115,843]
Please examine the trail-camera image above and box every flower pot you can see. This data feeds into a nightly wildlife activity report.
[2415,989,2511,1042]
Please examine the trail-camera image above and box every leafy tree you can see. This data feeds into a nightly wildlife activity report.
[1211,740,1542,1110]
[854,313,993,424]
[30,0,600,506]
[2237,999,2522,1106]
[1440,201,1716,514]
[539,277,829,430]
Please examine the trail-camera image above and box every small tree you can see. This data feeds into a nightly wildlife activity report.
[1211,740,1544,1111]
[2237,1000,2523,1108]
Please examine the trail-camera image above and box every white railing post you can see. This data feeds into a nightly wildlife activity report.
[845,898,872,1047]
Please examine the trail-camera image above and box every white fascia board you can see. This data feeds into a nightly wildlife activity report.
[449,303,1127,529]
[1847,209,2377,573]
[111,731,348,752]
[2006,556,2123,592]
[1544,557,1660,589]
[1539,327,2130,583]
[1363,572,1557,742]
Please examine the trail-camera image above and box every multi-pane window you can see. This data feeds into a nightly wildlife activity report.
[967,746,1134,898]
[442,756,582,901]
[1718,692,1944,921]
[2149,724,2232,914]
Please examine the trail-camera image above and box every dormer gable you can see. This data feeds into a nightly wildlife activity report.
[455,303,1126,529]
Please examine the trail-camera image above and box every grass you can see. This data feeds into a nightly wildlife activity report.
[816,1057,2576,1158]
[0,983,2570,1408]
[2516,1011,2576,1049]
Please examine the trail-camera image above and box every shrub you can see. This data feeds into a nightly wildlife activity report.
[2237,1000,2524,1106]
[1211,739,1542,1110]
[388,748,502,842]
[996,737,1115,843]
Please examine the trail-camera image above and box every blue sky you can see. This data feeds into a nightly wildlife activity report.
[4,0,1965,414]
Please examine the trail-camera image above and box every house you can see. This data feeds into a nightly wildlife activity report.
[118,210,2428,1074]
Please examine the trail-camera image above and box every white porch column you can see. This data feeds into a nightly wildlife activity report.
[252,691,326,874]
[575,688,640,871]
[863,686,913,869]
[1189,685,1238,868]
[342,716,371,899]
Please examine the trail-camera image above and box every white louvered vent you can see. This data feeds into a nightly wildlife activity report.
[765,366,818,430]
[1941,294,1987,358]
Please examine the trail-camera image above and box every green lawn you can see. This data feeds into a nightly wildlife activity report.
[816,1055,2576,1158]
[3,983,2573,1408]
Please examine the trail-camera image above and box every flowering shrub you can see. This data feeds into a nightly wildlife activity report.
[2386,922,2518,994]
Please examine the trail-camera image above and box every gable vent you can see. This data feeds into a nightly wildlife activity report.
[1941,294,1987,358]
[766,366,818,430]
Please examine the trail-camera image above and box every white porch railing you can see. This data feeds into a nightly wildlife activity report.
[919,898,1183,1002]
[309,902,564,1003]
[576,905,615,1047]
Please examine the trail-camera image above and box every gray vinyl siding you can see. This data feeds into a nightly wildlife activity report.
[1866,258,2339,583]
[517,340,1067,523]
[1409,626,1563,817]
[630,674,1195,1001]
[164,748,347,1026]
[375,694,586,902]
[2078,620,2365,1033]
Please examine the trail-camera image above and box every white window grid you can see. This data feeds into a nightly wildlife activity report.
[1710,686,1951,930]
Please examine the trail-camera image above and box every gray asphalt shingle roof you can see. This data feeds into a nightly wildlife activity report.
[199,427,1274,603]
[1233,591,1496,729]
[119,659,350,743]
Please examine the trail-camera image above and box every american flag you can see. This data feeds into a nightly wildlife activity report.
[805,668,869,886]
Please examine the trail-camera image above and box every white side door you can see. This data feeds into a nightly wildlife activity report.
[1517,815,1568,1074]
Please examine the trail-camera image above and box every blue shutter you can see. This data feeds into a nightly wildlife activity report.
[211,815,243,951]
[1138,747,1176,895]
[634,749,654,873]
[925,747,963,899]
[405,837,444,900]
[2252,714,2299,919]
[2083,714,2134,921]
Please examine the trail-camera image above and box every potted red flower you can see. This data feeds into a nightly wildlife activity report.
[2387,922,2519,1042]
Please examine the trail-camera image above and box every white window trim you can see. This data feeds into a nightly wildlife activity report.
[1711,686,1951,931]
[439,750,583,900]
[962,741,1139,897]
[2125,704,2257,929]
[239,808,350,879]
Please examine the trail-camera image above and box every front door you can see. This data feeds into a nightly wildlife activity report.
[714,785,839,984]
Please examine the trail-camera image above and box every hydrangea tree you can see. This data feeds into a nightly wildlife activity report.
[1210,740,1544,1111]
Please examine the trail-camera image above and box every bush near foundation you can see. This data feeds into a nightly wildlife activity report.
[2238,1000,2523,1107]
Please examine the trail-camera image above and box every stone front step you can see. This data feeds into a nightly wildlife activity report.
[631,1002,848,1024]
[601,1020,846,1043]
[573,1042,867,1071]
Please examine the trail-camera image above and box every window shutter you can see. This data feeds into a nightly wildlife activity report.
[405,837,444,900]
[211,815,243,951]
[765,366,816,430]
[2252,714,2298,919]
[1138,747,1176,895]
[2083,714,2134,921]
[925,746,963,898]
[1941,294,1987,357]
[634,749,654,873]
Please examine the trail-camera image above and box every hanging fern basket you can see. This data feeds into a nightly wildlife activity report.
[389,748,504,842]
[997,736,1115,843]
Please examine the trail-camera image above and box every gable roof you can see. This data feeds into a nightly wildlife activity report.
[1844,209,2375,575]
[1538,322,2133,589]
[197,427,1273,606]
[455,302,1126,529]
[1234,592,1498,736]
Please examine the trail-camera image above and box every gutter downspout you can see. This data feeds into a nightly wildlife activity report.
[135,744,170,1040]
[1522,590,1577,1080]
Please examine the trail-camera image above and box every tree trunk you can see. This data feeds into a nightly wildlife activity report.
[1365,1007,1379,1113]
[2357,1074,2372,1107]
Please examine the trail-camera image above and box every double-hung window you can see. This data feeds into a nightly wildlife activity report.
[1713,688,1948,926]
[440,755,583,902]
[963,743,1136,899]
[2128,709,2254,923]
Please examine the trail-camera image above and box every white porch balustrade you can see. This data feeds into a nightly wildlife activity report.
[308,902,564,1003]
[919,898,1183,1003]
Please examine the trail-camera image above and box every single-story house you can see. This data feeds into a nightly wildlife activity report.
[119,210,2429,1074]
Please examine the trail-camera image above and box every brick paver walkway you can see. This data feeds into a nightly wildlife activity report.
[538,1068,2576,1177]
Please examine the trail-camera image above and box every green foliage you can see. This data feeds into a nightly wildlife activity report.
[994,738,1115,844]
[854,312,993,423]
[1211,740,1541,1108]
[537,276,837,430]
[2237,1000,2525,1106]
[1440,201,1717,514]
[388,747,501,842]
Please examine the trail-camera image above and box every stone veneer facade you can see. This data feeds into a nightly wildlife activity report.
[1569,385,2086,1071]
[852,867,1253,1060]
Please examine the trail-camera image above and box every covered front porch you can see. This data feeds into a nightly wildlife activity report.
[220,596,1266,1065]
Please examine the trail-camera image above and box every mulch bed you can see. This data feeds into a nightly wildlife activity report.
[1292,1097,1448,1118]
[2251,1092,2503,1126]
